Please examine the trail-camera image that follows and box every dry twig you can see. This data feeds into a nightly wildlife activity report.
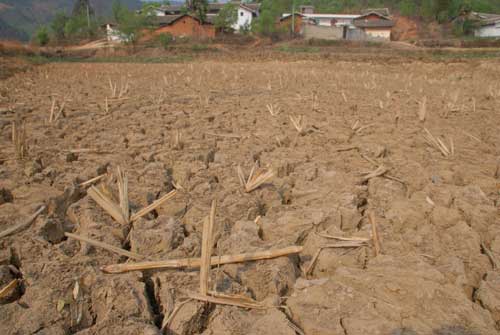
[65,232,144,260]
[0,205,46,240]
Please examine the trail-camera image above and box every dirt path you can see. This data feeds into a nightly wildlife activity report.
[0,54,500,335]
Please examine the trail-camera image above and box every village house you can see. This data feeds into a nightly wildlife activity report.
[152,14,216,39]
[471,12,500,38]
[233,3,260,32]
[352,11,394,40]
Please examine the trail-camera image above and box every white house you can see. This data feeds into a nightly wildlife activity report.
[283,13,360,28]
[233,3,260,32]
[102,23,129,43]
[473,13,500,38]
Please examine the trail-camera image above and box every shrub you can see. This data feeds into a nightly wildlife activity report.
[158,33,173,49]
[36,26,50,46]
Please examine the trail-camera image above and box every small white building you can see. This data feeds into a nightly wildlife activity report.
[473,13,500,38]
[233,3,260,32]
[283,13,359,28]
[102,23,128,43]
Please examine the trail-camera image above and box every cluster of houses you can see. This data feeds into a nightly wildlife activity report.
[102,1,500,43]
[103,1,395,42]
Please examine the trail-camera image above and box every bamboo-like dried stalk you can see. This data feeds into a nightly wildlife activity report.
[369,212,381,256]
[237,163,274,193]
[0,279,18,299]
[315,231,370,242]
[12,117,27,160]
[0,205,46,240]
[305,241,367,277]
[186,291,268,310]
[418,97,427,122]
[161,299,193,332]
[289,115,304,134]
[130,190,177,222]
[267,104,280,116]
[423,128,450,157]
[101,245,303,274]
[361,165,388,182]
[116,167,129,223]
[49,98,56,123]
[200,200,216,296]
[88,186,128,225]
[65,232,144,260]
[78,174,106,188]
[54,100,65,121]
[172,130,182,150]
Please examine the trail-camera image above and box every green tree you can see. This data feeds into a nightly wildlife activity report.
[186,0,209,22]
[114,6,150,44]
[112,0,124,23]
[72,0,95,17]
[214,3,237,32]
[157,32,173,49]
[51,11,69,41]
[399,0,417,17]
[35,26,50,46]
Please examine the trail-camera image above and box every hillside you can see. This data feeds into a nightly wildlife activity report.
[0,0,142,41]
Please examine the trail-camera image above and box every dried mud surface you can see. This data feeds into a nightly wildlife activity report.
[1,54,500,335]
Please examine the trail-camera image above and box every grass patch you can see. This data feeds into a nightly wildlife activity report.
[429,50,500,60]
[277,44,321,53]
[24,54,194,64]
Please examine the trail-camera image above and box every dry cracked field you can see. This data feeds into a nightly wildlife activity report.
[1,53,500,335]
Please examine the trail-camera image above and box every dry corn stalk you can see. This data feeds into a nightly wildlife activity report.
[360,165,388,182]
[369,212,381,256]
[418,97,427,122]
[88,186,128,225]
[172,130,183,150]
[65,232,144,260]
[49,98,56,123]
[88,167,177,225]
[0,279,18,299]
[200,200,216,295]
[266,104,281,116]
[423,128,451,157]
[116,167,129,223]
[12,116,27,160]
[304,240,368,277]
[101,245,303,274]
[237,163,274,193]
[186,291,268,310]
[289,115,304,134]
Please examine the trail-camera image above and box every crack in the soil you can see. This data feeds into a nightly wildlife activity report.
[143,273,164,329]
[340,317,348,335]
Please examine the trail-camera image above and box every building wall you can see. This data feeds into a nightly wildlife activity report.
[303,24,344,40]
[233,8,254,31]
[279,16,303,34]
[475,24,500,37]
[154,16,215,38]
[364,28,391,40]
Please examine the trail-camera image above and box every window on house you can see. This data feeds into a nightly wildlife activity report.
[240,12,244,16]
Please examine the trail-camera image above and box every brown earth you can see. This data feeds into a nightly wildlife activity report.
[1,49,500,335]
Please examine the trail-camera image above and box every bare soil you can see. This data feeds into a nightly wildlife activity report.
[1,50,500,335]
